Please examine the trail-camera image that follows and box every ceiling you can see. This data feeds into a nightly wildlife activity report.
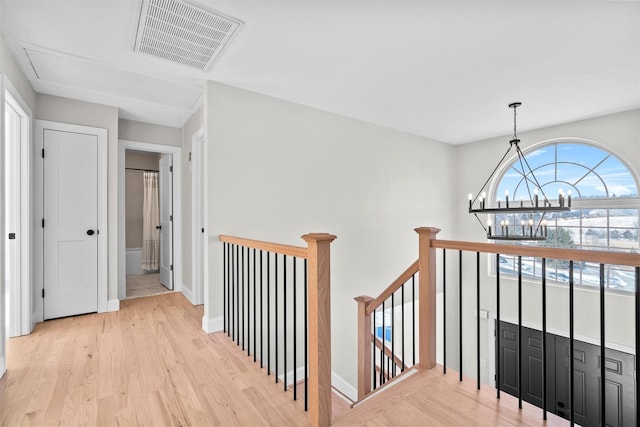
[1,0,638,144]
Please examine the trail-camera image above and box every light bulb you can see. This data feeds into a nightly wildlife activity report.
[468,193,473,200]
[487,219,492,226]
[568,190,572,196]
[529,219,534,225]
[505,220,510,226]
[521,220,525,226]
[534,188,539,195]
[505,190,509,196]
[481,191,486,199]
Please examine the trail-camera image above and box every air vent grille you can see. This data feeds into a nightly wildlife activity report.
[134,0,242,71]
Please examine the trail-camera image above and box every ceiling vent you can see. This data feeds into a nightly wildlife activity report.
[133,0,242,71]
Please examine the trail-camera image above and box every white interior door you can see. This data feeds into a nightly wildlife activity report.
[43,129,98,319]
[4,99,20,337]
[159,155,173,290]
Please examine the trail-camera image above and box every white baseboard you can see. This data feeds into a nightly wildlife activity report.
[181,283,195,305]
[332,371,357,402]
[0,356,5,378]
[107,299,120,312]
[278,366,307,386]
[202,315,223,333]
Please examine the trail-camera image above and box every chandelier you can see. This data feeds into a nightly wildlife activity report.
[468,102,571,241]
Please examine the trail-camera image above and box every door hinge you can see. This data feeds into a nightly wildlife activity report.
[41,148,45,158]
[42,289,45,298]
[170,264,173,271]
[170,215,173,221]
[42,218,45,228]
[169,165,173,172]
[8,233,16,239]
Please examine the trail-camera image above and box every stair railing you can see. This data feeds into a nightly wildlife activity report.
[355,226,640,425]
[219,233,336,427]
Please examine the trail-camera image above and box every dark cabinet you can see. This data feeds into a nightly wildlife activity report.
[497,321,636,426]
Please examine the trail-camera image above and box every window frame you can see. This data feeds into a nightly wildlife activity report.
[489,138,640,293]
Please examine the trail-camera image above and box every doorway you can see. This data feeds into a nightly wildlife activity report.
[4,84,31,338]
[118,140,182,302]
[124,149,173,298]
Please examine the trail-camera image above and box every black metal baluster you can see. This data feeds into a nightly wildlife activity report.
[392,291,395,378]
[284,255,287,391]
[236,245,240,344]
[542,258,547,419]
[496,253,500,399]
[293,257,297,400]
[569,260,575,426]
[476,251,480,390]
[260,250,264,368]
[599,263,605,427]
[635,266,639,426]
[373,307,377,391]
[459,250,463,382]
[267,251,271,376]
[246,247,250,356]
[518,255,522,409]
[241,246,245,350]
[304,258,308,411]
[223,243,227,333]
[412,275,416,366]
[275,253,279,383]
[401,283,405,373]
[253,248,257,362]
[443,249,446,374]
[382,300,386,384]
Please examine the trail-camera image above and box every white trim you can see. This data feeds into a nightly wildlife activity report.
[118,140,183,302]
[181,281,195,305]
[107,299,120,312]
[0,356,5,378]
[191,127,205,305]
[202,315,223,333]
[3,77,33,336]
[278,366,307,387]
[0,73,5,377]
[331,371,358,402]
[35,120,108,320]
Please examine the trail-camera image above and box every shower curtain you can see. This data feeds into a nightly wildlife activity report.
[142,171,160,271]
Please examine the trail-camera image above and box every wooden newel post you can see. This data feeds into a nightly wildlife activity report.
[354,295,374,400]
[302,233,337,427]
[415,227,440,369]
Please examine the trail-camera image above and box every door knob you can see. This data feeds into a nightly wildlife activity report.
[156,225,162,230]
[87,229,95,236]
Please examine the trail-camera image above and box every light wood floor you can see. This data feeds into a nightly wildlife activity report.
[335,366,568,426]
[0,293,320,426]
[126,273,171,299]
[1,291,566,426]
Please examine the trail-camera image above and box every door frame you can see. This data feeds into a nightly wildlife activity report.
[118,140,182,300]
[191,127,204,305]
[35,120,108,322]
[4,78,32,336]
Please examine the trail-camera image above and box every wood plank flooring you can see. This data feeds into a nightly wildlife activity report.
[0,293,312,426]
[126,273,171,299]
[2,291,567,426]
[335,365,568,426]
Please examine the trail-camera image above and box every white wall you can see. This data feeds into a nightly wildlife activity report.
[181,107,203,299]
[454,109,640,383]
[36,94,119,306]
[119,119,182,148]
[204,81,456,390]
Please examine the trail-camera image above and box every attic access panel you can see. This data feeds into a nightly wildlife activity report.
[133,0,242,71]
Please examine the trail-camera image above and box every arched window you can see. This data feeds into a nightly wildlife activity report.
[494,141,639,291]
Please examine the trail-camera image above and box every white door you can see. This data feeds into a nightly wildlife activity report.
[43,129,98,319]
[159,155,173,290]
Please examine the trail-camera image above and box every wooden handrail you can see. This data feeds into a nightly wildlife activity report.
[432,239,640,266]
[219,234,308,258]
[365,260,419,316]
[373,335,407,372]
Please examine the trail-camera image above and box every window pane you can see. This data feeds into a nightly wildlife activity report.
[492,141,640,293]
